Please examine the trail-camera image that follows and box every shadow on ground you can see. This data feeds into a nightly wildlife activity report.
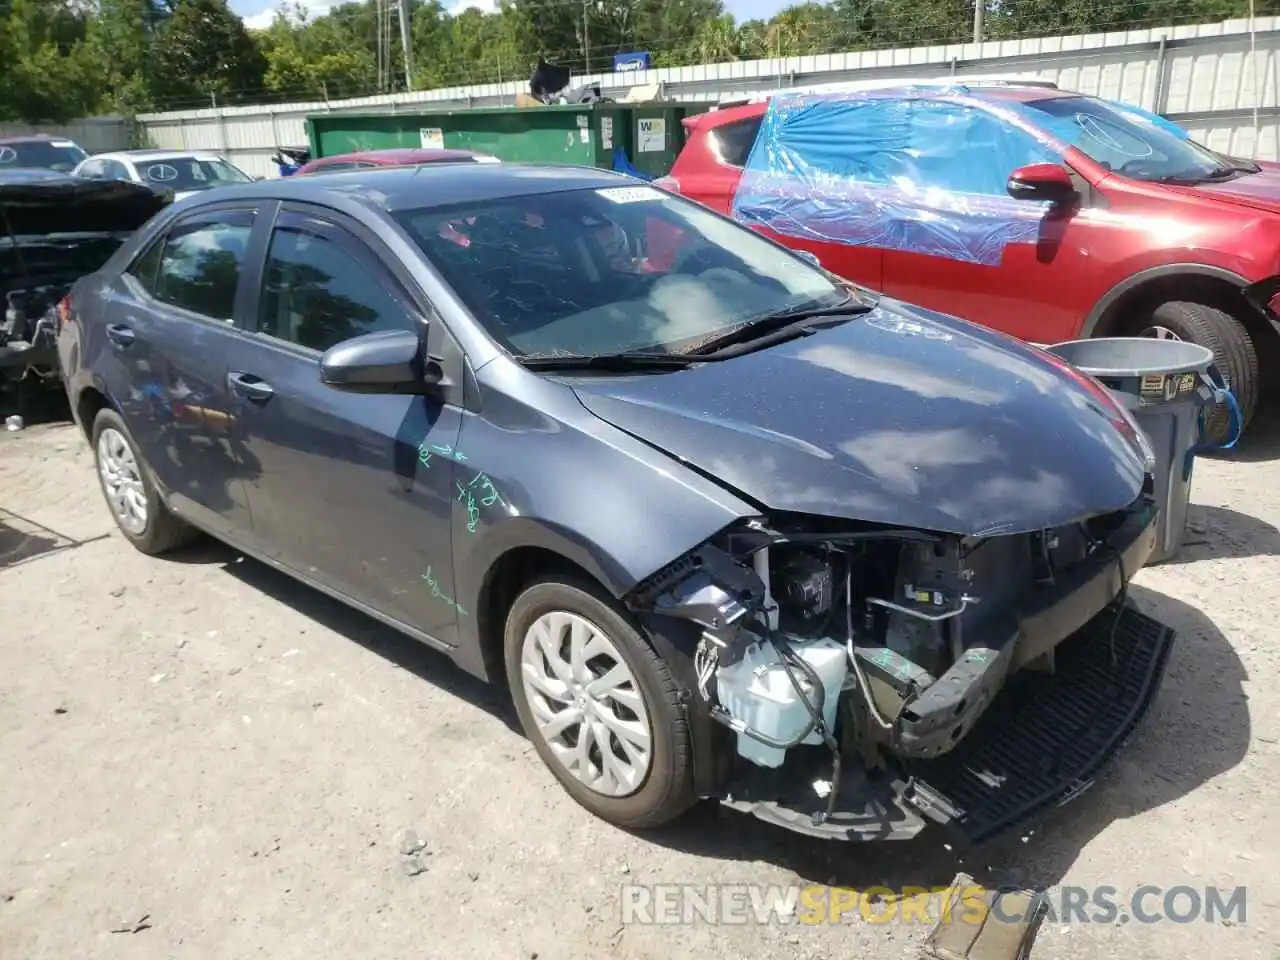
[638,584,1248,894]
[1162,503,1280,565]
[0,510,109,571]
[172,537,521,734]
[1209,391,1280,463]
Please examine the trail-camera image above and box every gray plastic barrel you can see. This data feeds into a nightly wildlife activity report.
[1046,337,1217,564]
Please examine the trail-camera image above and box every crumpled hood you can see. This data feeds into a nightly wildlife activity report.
[570,299,1149,536]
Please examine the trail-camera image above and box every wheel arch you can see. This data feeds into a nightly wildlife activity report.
[73,382,115,440]
[453,517,653,687]
[1082,264,1273,344]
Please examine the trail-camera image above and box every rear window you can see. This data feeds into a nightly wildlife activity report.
[707,117,763,167]
[0,140,88,173]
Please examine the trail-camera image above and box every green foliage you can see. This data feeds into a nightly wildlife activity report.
[0,0,1270,123]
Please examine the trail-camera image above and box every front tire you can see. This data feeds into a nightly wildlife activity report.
[504,576,695,829]
[1137,300,1258,445]
[91,407,197,555]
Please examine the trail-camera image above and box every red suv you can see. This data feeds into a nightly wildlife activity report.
[660,84,1280,440]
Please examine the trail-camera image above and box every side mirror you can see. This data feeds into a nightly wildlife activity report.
[1007,162,1076,204]
[319,328,441,394]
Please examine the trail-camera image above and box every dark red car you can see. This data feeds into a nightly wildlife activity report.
[293,147,498,176]
[660,83,1280,439]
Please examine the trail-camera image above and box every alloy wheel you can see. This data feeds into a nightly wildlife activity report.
[519,610,653,797]
[97,427,148,535]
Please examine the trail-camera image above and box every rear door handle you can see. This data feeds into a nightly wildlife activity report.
[227,372,274,402]
[105,324,135,347]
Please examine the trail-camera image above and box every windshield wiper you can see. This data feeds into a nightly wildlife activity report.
[683,293,870,357]
[517,351,696,371]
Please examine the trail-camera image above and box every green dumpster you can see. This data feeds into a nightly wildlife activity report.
[629,104,704,179]
[306,104,636,170]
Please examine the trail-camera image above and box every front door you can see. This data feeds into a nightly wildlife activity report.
[225,205,465,643]
[877,98,1094,343]
[95,204,262,538]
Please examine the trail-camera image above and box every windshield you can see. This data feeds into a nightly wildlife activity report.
[139,157,253,191]
[392,184,841,358]
[1024,96,1232,183]
[0,140,88,173]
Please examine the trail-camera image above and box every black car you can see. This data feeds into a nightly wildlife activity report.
[1,170,168,405]
[57,163,1173,844]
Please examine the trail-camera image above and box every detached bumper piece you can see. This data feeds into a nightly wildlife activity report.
[902,601,1174,844]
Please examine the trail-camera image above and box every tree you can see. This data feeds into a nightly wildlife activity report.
[155,0,268,107]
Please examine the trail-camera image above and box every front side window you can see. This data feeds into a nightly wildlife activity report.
[152,212,254,319]
[0,140,88,172]
[258,221,416,352]
[1024,95,1231,183]
[140,157,253,192]
[393,184,840,358]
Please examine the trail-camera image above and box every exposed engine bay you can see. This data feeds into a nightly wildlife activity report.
[1,173,167,400]
[628,490,1173,843]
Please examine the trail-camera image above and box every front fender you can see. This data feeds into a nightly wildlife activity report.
[447,371,758,679]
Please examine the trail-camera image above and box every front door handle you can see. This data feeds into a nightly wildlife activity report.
[105,324,135,347]
[227,371,274,402]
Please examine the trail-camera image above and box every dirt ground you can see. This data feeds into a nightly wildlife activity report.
[2,400,1278,960]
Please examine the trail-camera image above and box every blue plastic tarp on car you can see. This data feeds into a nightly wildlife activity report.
[731,86,1068,267]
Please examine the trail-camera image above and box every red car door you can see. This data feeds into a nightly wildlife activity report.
[876,97,1098,343]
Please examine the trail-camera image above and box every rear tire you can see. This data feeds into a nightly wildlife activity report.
[504,575,695,829]
[91,407,197,555]
[1137,300,1258,446]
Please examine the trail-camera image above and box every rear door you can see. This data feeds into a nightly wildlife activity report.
[224,203,466,642]
[708,108,885,289]
[90,203,263,538]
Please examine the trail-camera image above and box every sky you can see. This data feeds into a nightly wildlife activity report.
[233,0,793,32]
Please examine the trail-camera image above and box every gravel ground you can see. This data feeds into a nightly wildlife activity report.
[2,403,1278,960]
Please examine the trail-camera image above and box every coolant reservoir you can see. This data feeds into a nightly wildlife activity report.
[715,636,848,768]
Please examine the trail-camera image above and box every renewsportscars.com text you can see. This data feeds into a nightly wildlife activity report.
[620,883,1248,926]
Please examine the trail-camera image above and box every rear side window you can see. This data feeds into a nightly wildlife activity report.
[708,117,763,167]
[145,211,255,320]
[258,217,416,352]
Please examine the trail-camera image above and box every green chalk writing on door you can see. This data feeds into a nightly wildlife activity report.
[456,472,504,534]
[422,565,467,615]
[418,440,469,469]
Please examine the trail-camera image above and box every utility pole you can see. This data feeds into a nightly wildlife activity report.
[398,0,414,91]
[972,0,983,44]
[583,0,590,74]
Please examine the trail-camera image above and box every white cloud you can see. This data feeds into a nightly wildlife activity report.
[241,0,340,31]
[448,0,500,12]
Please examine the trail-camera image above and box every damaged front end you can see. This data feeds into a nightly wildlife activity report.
[627,491,1175,844]
[1,172,168,399]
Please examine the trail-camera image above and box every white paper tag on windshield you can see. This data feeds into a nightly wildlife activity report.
[52,140,78,148]
[597,186,663,204]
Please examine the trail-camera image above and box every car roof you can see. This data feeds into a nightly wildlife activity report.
[700,81,1074,127]
[0,134,76,146]
[94,149,225,162]
[181,162,631,213]
[713,76,1060,109]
